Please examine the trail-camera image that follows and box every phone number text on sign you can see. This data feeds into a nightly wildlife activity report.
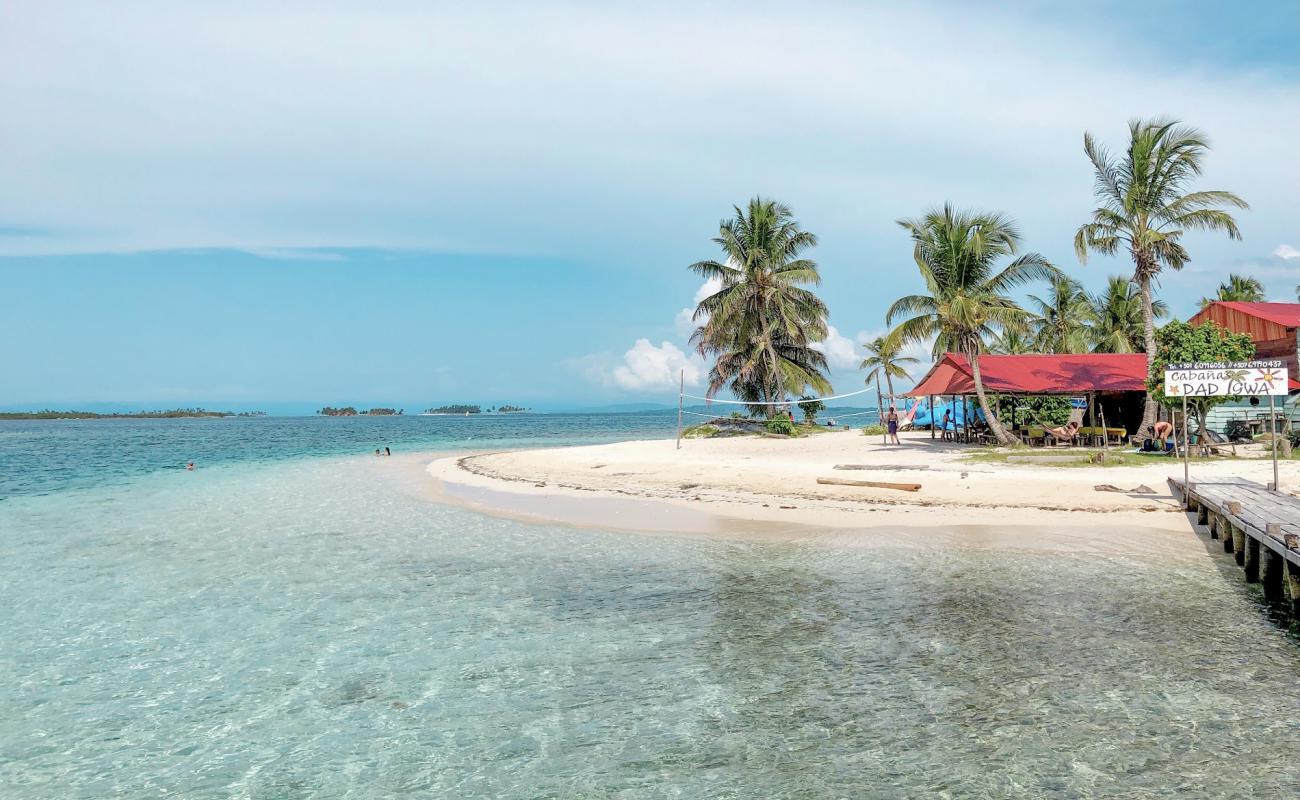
[1162,360,1289,397]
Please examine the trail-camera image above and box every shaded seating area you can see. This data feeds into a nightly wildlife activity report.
[904,353,1149,447]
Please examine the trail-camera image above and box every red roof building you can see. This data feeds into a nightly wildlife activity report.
[1188,301,1300,390]
[905,353,1149,397]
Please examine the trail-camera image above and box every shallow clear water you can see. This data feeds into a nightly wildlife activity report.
[3,419,1300,797]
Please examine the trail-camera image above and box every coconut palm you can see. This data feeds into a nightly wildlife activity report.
[859,333,918,410]
[1199,273,1265,308]
[1089,275,1168,353]
[1028,276,1094,354]
[887,205,1059,445]
[1074,118,1249,430]
[689,198,831,416]
[988,326,1034,355]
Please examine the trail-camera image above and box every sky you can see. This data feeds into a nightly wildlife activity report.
[1,1,1297,411]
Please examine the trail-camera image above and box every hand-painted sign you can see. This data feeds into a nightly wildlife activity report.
[1069,397,1088,409]
[1163,359,1289,397]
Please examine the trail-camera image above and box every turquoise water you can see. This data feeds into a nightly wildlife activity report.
[3,418,1300,797]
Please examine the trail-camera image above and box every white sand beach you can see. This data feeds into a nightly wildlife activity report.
[426,430,1300,546]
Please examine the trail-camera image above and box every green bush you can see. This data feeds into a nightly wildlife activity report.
[1015,396,1072,427]
[764,418,796,436]
[861,424,886,436]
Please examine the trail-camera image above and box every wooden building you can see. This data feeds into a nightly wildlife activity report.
[1189,302,1300,377]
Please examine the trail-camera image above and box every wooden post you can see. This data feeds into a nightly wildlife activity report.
[1244,536,1261,583]
[1269,392,1280,491]
[1208,511,1220,540]
[929,395,935,440]
[1233,525,1247,565]
[1181,394,1190,487]
[1262,547,1284,601]
[675,369,684,451]
[1225,501,1241,554]
[1087,392,1096,447]
[1285,561,1300,617]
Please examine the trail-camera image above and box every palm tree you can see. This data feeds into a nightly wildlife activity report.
[887,205,1059,445]
[988,326,1033,355]
[1089,275,1168,353]
[689,198,831,416]
[1028,276,1094,353]
[1074,118,1248,430]
[1199,273,1265,308]
[860,333,918,411]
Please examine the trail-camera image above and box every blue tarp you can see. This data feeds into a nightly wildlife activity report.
[908,399,986,430]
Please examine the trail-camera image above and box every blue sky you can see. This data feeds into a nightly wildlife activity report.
[2,1,1297,411]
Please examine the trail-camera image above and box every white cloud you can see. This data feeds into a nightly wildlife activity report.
[0,3,1293,259]
[811,325,863,370]
[611,339,704,392]
[674,278,722,338]
[1275,244,1300,260]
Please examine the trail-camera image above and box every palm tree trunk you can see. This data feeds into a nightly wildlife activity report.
[1137,272,1160,434]
[968,350,1016,446]
[875,382,886,445]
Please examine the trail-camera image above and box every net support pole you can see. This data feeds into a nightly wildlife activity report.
[1270,392,1279,491]
[676,369,684,451]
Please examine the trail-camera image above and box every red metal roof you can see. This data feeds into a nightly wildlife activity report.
[905,353,1150,396]
[1190,302,1300,330]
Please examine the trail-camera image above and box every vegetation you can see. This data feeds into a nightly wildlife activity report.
[1003,395,1073,427]
[1028,276,1093,354]
[1147,319,1255,450]
[682,423,722,439]
[1089,275,1167,353]
[860,423,886,436]
[988,327,1033,355]
[0,408,242,420]
[1199,273,1265,308]
[1074,117,1249,432]
[426,405,481,414]
[362,408,402,416]
[318,407,358,416]
[497,405,528,413]
[797,395,825,424]
[887,205,1058,445]
[764,417,797,436]
[859,332,917,413]
[688,198,831,417]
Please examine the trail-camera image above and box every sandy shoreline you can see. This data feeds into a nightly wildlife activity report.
[422,430,1300,551]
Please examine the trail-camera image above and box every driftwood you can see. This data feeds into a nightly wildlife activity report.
[817,477,921,492]
[1094,484,1157,494]
[833,464,930,471]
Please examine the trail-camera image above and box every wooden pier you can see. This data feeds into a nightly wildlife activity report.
[1171,477,1300,615]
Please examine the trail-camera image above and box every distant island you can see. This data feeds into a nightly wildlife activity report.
[317,407,404,416]
[423,404,530,415]
[0,408,261,420]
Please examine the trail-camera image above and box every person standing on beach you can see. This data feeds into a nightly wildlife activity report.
[886,407,901,445]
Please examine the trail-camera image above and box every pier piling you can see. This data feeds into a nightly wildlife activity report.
[1173,477,1300,616]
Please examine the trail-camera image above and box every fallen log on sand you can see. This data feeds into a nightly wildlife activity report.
[817,477,921,492]
[833,464,931,471]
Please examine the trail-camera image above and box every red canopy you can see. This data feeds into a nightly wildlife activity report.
[904,353,1149,396]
